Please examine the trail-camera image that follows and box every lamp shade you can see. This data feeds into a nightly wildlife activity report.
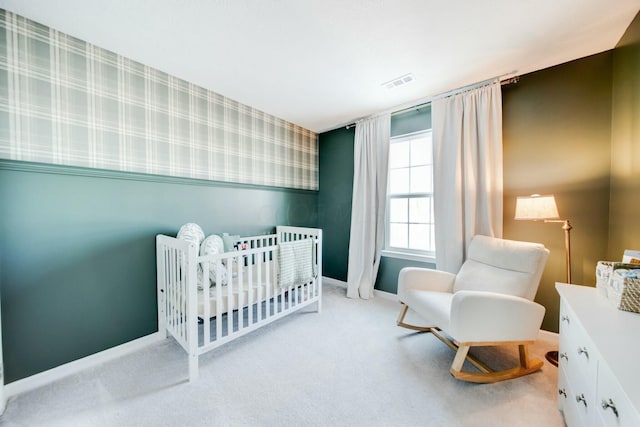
[514,194,560,220]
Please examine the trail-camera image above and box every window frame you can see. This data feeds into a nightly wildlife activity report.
[382,129,435,263]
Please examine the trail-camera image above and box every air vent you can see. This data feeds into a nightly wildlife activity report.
[382,73,415,90]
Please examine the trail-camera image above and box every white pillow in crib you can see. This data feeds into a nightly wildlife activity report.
[177,223,205,248]
[199,234,228,287]
[201,234,224,255]
[177,223,206,289]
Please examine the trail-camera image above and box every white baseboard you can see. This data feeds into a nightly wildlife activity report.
[374,288,399,302]
[4,332,163,400]
[322,276,346,288]
[322,276,399,302]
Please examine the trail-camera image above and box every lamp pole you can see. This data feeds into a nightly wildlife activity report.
[515,194,573,367]
[545,219,572,284]
[563,220,572,284]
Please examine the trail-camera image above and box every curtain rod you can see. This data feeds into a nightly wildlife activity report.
[344,73,519,129]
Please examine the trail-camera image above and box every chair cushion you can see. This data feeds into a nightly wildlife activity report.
[401,290,453,331]
[466,235,547,274]
[453,235,548,300]
[455,260,534,299]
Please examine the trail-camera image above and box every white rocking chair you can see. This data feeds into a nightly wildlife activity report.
[397,235,549,383]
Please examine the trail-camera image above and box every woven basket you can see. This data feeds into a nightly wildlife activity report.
[608,274,640,314]
[596,261,615,297]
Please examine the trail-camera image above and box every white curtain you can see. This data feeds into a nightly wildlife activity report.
[432,82,503,273]
[346,114,391,299]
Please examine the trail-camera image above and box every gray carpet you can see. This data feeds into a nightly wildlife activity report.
[0,282,564,427]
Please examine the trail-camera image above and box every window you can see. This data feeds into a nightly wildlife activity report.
[384,130,435,260]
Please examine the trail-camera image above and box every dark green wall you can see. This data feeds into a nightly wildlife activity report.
[502,52,613,332]
[376,256,435,293]
[390,106,432,137]
[0,161,317,383]
[609,11,640,259]
[318,107,434,292]
[318,127,354,280]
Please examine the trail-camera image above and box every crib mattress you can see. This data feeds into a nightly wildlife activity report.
[198,281,281,318]
[198,261,278,318]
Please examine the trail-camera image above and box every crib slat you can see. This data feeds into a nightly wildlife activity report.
[266,250,272,318]
[172,250,178,334]
[181,250,187,342]
[226,256,234,337]
[237,254,244,331]
[178,249,184,340]
[171,249,178,335]
[186,242,199,382]
[167,248,173,332]
[256,255,263,322]
[202,258,210,347]
[217,259,225,340]
[166,248,173,332]
[172,249,178,334]
[156,242,167,339]
[288,284,293,311]
[247,254,253,326]
[176,249,182,340]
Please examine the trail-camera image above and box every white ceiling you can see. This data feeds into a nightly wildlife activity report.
[1,0,639,133]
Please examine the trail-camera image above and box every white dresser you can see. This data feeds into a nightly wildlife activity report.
[556,283,640,427]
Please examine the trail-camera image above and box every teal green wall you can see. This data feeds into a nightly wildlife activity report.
[318,107,434,292]
[0,160,317,383]
[390,106,432,137]
[376,256,435,293]
[318,127,354,280]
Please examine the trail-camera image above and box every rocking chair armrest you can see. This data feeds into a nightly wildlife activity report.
[449,291,545,343]
[397,267,456,299]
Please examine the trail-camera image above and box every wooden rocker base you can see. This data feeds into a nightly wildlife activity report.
[397,303,544,383]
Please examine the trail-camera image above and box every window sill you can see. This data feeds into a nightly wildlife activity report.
[381,250,435,264]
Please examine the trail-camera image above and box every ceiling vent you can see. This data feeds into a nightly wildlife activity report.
[382,73,415,90]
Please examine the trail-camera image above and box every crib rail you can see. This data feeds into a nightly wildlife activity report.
[277,226,323,311]
[156,235,198,367]
[156,226,322,382]
[198,243,278,350]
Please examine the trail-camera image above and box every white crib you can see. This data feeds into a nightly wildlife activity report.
[156,226,322,381]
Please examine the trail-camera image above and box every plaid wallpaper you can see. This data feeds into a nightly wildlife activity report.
[0,10,318,190]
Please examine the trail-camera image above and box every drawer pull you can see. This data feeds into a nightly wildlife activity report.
[560,352,569,362]
[561,315,570,324]
[576,394,588,407]
[577,347,589,360]
[601,399,619,418]
[558,388,567,398]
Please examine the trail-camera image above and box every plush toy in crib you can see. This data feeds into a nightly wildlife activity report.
[177,223,205,247]
[199,234,228,286]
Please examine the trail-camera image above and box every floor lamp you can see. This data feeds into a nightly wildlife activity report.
[515,194,572,367]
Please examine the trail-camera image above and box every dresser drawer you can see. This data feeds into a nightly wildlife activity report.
[558,365,569,412]
[559,365,603,427]
[596,363,640,427]
[559,300,597,400]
